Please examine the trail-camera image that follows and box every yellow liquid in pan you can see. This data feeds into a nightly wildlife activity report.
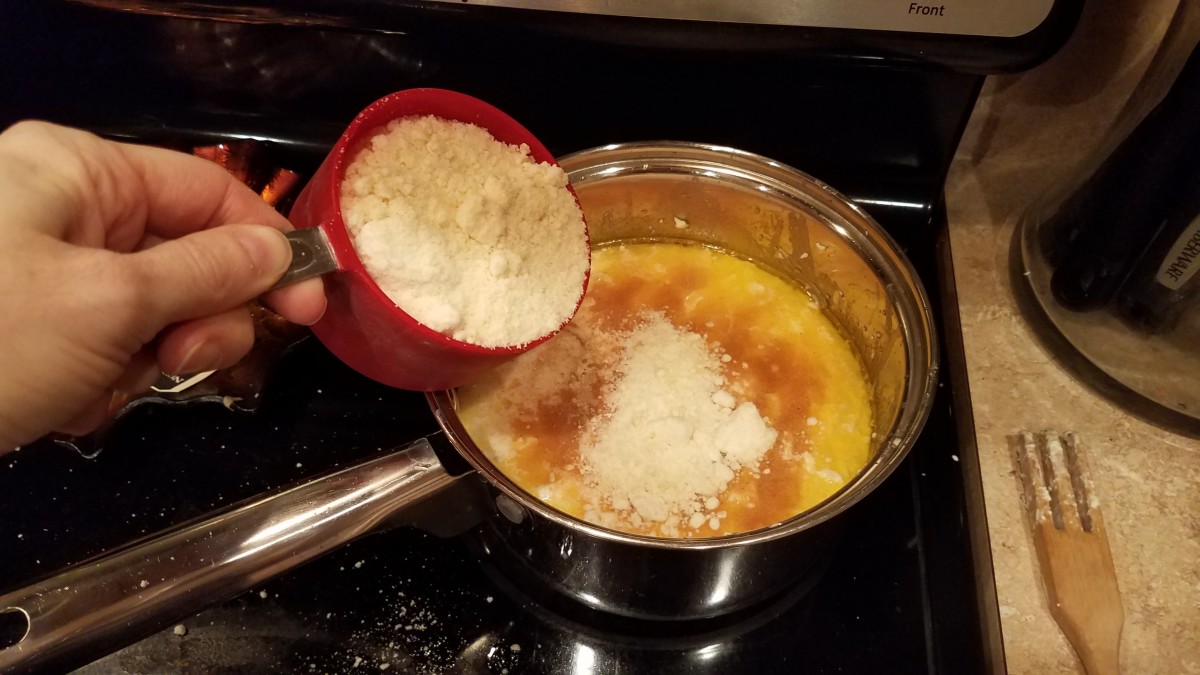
[457,242,873,538]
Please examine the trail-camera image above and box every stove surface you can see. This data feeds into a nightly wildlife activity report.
[0,4,1004,671]
[3,335,976,675]
[0,173,987,673]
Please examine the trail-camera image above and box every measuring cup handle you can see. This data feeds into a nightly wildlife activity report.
[272,227,340,289]
[0,436,460,674]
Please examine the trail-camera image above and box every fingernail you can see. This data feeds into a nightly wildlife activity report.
[174,341,220,376]
[236,226,291,277]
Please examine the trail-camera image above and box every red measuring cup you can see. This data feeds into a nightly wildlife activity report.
[283,88,590,391]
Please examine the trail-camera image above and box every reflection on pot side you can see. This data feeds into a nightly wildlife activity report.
[457,241,873,538]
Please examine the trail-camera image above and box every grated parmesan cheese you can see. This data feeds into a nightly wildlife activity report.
[579,312,777,535]
[340,115,588,347]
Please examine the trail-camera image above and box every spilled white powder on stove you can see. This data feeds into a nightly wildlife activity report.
[340,115,589,347]
[580,312,777,534]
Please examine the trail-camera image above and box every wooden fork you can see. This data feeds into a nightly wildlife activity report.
[1017,430,1124,675]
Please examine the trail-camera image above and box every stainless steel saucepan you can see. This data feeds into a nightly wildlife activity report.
[0,142,937,673]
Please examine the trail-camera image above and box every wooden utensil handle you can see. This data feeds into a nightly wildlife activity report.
[1034,522,1124,675]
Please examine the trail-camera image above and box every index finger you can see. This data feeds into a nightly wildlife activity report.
[0,122,296,251]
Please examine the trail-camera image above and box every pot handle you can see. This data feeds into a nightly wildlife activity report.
[0,436,460,674]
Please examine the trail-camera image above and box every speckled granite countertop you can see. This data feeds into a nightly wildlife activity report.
[944,1,1200,672]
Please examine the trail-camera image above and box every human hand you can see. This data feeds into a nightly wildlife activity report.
[0,121,328,451]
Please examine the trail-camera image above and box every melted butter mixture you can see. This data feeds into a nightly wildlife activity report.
[457,242,873,538]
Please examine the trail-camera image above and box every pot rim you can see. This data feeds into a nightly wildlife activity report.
[428,140,939,551]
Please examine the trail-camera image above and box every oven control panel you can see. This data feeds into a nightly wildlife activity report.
[420,0,1057,38]
[68,0,1079,72]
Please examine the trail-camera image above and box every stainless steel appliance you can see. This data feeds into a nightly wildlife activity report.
[0,1,1081,672]
[1015,11,1200,436]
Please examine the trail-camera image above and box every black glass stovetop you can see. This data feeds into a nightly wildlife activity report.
[0,5,1003,666]
[0,183,990,674]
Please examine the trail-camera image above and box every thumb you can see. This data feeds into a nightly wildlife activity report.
[124,224,292,325]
